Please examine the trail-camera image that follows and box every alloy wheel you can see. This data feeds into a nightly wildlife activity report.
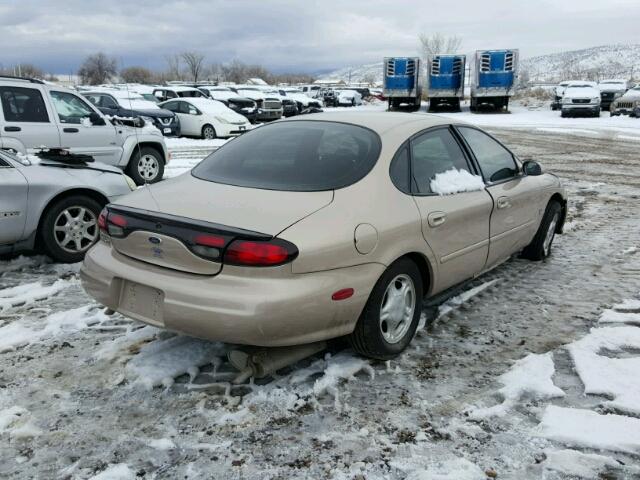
[543,213,559,256]
[54,206,98,253]
[379,274,416,344]
[137,154,159,181]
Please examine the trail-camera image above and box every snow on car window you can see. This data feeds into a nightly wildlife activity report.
[430,168,486,195]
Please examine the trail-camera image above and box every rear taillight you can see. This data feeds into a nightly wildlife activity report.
[107,213,127,237]
[98,208,108,232]
[191,234,227,260]
[224,239,298,267]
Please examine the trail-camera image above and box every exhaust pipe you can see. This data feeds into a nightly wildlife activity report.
[228,341,327,384]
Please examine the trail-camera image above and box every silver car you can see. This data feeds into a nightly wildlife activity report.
[0,149,135,262]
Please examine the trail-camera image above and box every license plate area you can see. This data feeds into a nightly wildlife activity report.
[118,280,164,326]
[163,127,171,134]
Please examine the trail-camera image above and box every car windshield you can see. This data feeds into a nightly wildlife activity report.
[567,85,591,89]
[192,120,381,191]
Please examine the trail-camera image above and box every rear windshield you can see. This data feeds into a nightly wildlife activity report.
[191,120,381,191]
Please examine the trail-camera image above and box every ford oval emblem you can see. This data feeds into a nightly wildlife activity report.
[148,236,162,245]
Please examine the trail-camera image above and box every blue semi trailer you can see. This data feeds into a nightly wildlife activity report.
[427,54,466,112]
[470,49,519,112]
[383,57,422,111]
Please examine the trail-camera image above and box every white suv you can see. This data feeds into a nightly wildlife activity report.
[0,76,168,184]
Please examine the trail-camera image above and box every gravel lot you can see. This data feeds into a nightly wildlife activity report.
[1,118,640,479]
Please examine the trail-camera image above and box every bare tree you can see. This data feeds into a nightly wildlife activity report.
[181,51,205,82]
[419,33,462,59]
[120,66,154,84]
[78,53,117,85]
[165,54,182,81]
[221,59,248,84]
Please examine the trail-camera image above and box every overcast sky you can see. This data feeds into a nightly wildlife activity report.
[2,0,639,75]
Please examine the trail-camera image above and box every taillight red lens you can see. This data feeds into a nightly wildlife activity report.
[98,208,108,232]
[194,234,225,247]
[109,214,127,227]
[332,288,354,301]
[224,239,297,267]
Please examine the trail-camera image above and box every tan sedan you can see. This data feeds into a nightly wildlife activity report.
[81,112,567,359]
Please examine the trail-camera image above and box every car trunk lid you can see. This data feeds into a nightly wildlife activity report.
[106,175,333,274]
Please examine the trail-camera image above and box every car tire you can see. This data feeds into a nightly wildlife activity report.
[560,111,567,118]
[127,147,165,185]
[348,258,423,360]
[202,124,217,140]
[40,195,102,263]
[521,201,562,261]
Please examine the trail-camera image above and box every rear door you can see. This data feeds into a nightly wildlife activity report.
[48,90,122,166]
[408,127,493,292]
[0,155,28,245]
[456,126,541,268]
[0,85,61,151]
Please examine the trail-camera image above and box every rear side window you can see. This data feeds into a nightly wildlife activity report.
[458,127,517,182]
[389,144,410,194]
[192,121,381,191]
[410,128,471,194]
[0,86,49,123]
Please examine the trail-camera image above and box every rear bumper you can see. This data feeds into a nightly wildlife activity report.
[80,242,383,347]
[218,123,252,138]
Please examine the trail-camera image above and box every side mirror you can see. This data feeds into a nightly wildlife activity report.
[89,112,106,126]
[522,160,542,176]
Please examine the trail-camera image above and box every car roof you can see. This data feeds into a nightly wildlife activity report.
[283,112,462,136]
[158,86,201,92]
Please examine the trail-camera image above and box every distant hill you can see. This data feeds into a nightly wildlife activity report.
[521,44,640,82]
[319,45,640,85]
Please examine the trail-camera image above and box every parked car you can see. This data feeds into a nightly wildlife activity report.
[301,85,322,98]
[83,89,180,137]
[560,82,601,117]
[550,81,571,111]
[152,86,207,103]
[0,76,168,184]
[197,86,259,123]
[609,84,640,116]
[598,79,629,112]
[235,87,283,121]
[279,88,324,113]
[127,85,161,103]
[0,148,135,262]
[81,112,567,360]
[335,89,363,106]
[159,98,252,139]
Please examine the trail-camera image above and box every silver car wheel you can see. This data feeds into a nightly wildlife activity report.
[54,206,98,253]
[137,154,159,181]
[379,274,416,344]
[203,126,216,139]
[543,212,559,256]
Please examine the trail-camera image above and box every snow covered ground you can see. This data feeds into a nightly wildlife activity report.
[2,102,640,479]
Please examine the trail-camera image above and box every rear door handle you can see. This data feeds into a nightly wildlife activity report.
[497,197,511,209]
[4,126,21,132]
[427,211,447,227]
[63,127,79,133]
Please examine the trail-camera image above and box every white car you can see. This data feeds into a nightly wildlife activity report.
[152,86,207,103]
[159,98,252,139]
[335,89,363,106]
[279,88,324,111]
[561,82,601,118]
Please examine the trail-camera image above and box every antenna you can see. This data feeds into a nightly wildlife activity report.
[121,57,147,186]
